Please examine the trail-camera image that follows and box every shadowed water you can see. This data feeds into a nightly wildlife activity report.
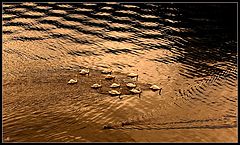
[2,2,237,142]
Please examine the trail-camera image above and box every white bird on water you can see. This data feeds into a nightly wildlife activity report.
[110,83,121,88]
[80,69,90,76]
[105,74,115,80]
[68,79,78,84]
[109,90,122,99]
[91,83,102,89]
[150,85,162,95]
[129,88,142,98]
[101,69,112,75]
[127,72,138,81]
[126,83,137,88]
[91,83,102,92]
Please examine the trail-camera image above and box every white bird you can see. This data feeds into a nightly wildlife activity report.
[110,83,120,88]
[109,90,121,95]
[109,90,122,99]
[91,83,102,92]
[101,69,112,75]
[127,72,138,81]
[129,88,142,98]
[150,85,160,90]
[126,83,137,88]
[105,74,115,80]
[150,85,162,95]
[68,79,77,84]
[80,69,90,75]
[91,83,102,89]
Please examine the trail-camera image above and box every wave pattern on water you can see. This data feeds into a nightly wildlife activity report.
[2,2,237,142]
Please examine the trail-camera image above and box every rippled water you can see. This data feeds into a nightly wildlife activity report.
[2,2,238,142]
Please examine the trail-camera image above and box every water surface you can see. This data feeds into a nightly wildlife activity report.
[2,2,237,142]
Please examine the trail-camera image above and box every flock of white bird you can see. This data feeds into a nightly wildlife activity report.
[68,68,162,99]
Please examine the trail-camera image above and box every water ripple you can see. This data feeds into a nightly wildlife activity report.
[3,2,237,142]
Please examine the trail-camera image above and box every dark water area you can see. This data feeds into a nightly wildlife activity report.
[2,2,238,142]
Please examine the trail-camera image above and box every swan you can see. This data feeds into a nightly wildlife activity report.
[105,74,115,80]
[110,83,120,88]
[80,69,90,76]
[129,88,142,98]
[67,79,77,84]
[91,83,102,92]
[101,69,112,75]
[91,83,102,89]
[109,90,122,99]
[127,72,138,81]
[126,83,137,88]
[150,85,162,95]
